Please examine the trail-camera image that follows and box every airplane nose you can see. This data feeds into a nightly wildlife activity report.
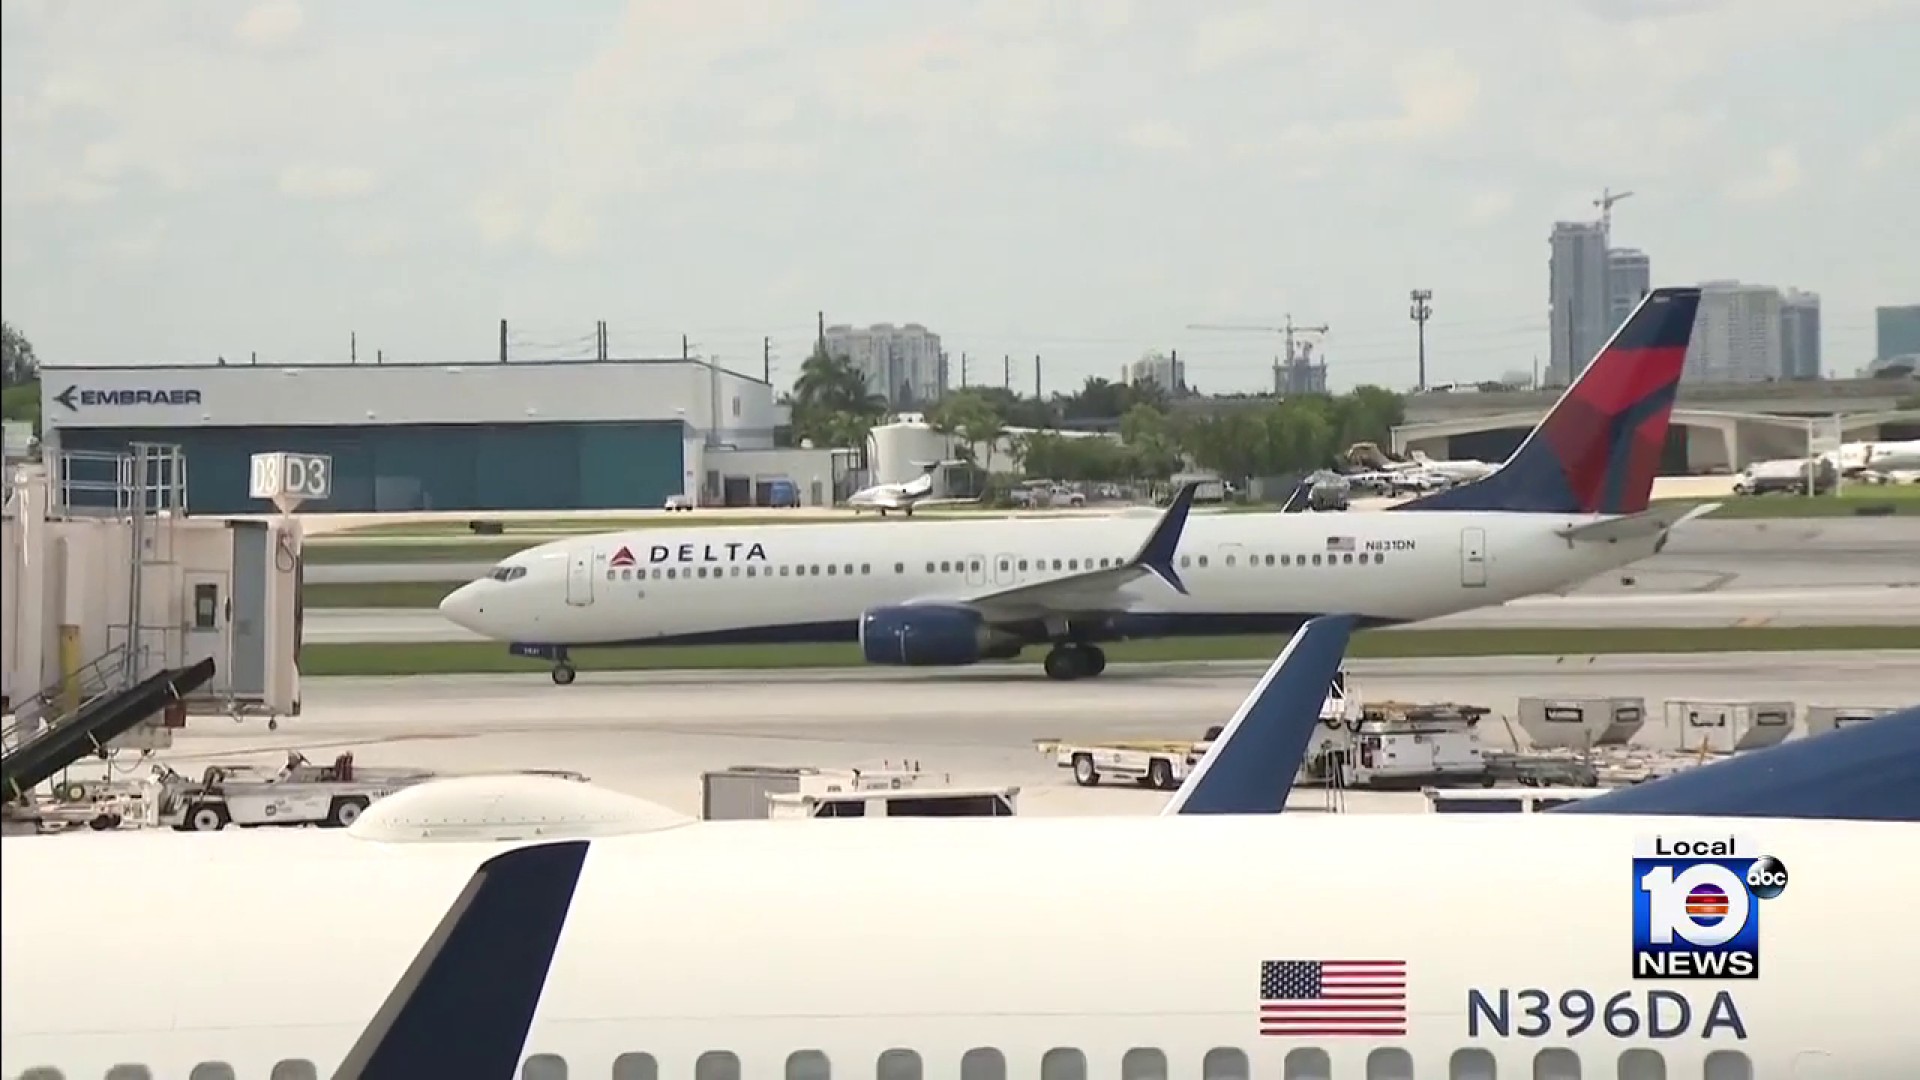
[438,582,485,632]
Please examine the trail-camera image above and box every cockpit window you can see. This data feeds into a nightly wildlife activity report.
[486,566,528,582]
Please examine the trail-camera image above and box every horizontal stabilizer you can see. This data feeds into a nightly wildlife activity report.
[333,841,590,1080]
[1550,709,1920,821]
[1554,501,1719,543]
[1164,613,1358,816]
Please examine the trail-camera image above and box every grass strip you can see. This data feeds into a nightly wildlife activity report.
[297,625,1920,677]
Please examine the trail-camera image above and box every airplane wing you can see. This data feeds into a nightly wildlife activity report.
[940,483,1200,621]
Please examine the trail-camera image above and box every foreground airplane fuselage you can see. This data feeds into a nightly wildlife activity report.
[440,508,1656,648]
[3,812,1913,1077]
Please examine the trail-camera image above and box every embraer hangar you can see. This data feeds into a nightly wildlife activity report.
[37,357,831,514]
[1394,379,1920,472]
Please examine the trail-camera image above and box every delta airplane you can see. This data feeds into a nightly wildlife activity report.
[5,617,1917,1079]
[440,287,1709,686]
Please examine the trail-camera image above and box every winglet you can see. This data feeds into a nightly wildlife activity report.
[1130,481,1200,594]
[1163,613,1358,816]
[332,841,590,1080]
[1550,709,1920,822]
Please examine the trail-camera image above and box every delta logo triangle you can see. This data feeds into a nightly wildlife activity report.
[609,546,636,567]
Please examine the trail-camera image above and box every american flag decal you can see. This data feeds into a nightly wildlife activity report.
[1325,535,1356,554]
[1259,959,1408,1037]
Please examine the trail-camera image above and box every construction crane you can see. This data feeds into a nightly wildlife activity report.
[1594,187,1634,239]
[1187,316,1329,395]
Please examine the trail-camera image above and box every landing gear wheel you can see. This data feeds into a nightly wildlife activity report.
[1043,646,1082,681]
[1084,646,1107,677]
[551,662,577,686]
[1072,754,1099,786]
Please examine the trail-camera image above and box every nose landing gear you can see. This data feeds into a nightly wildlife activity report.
[551,661,577,686]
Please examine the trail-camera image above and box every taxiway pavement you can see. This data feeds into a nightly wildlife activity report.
[143,650,1919,818]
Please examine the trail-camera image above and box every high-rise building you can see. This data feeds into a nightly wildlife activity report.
[1128,350,1184,392]
[1547,222,1611,385]
[1606,249,1651,336]
[1779,290,1823,381]
[1877,304,1920,362]
[1687,281,1784,384]
[823,322,945,407]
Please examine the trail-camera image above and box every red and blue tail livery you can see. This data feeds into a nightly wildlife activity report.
[1395,286,1702,516]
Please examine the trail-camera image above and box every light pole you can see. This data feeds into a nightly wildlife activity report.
[1409,289,1433,391]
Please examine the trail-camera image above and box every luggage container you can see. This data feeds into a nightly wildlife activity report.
[1516,696,1646,749]
[1804,705,1898,738]
[1659,700,1795,754]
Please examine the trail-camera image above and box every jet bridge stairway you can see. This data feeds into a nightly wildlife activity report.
[2,658,216,803]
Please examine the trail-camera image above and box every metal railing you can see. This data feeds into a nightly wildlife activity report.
[0,643,136,753]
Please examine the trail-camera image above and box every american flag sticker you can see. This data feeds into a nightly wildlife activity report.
[1325,535,1356,554]
[1259,959,1408,1037]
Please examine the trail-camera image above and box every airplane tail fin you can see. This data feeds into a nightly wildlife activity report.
[1393,286,1702,515]
[1164,613,1357,815]
[331,841,588,1080]
[1550,709,1920,821]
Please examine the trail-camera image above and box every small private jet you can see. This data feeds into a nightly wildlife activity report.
[844,461,977,516]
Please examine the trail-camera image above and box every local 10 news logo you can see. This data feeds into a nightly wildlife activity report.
[1632,835,1788,979]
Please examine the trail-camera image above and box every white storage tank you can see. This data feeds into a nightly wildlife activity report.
[1658,700,1796,754]
[1804,705,1899,738]
[1517,696,1646,750]
[868,420,954,486]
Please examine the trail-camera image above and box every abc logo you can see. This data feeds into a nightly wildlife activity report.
[1746,855,1790,899]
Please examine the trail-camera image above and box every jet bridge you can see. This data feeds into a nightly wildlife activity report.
[2,446,306,756]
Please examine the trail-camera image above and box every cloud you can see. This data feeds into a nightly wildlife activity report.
[1120,120,1189,153]
[278,164,378,200]
[234,0,304,50]
[1727,145,1804,203]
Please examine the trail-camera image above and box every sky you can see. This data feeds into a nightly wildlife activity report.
[3,0,1918,397]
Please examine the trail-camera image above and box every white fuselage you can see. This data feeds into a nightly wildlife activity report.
[3,813,1913,1077]
[439,509,1659,647]
[847,472,935,511]
[1835,440,1920,475]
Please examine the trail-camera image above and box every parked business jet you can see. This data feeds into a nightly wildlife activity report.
[439,287,1707,685]
[1831,438,1920,477]
[845,461,951,516]
[4,796,1914,1076]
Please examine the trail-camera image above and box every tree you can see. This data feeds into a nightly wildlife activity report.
[2,322,37,388]
[927,390,1007,473]
[788,341,886,450]
[1,321,41,433]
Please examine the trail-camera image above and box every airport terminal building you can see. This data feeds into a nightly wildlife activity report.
[39,358,833,514]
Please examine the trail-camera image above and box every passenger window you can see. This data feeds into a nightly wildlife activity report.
[1450,1047,1497,1079]
[786,1050,831,1080]
[606,569,616,580]
[1367,1048,1413,1080]
[861,563,871,574]
[696,1052,742,1080]
[1265,554,1275,566]
[1226,555,1236,566]
[827,564,837,576]
[1052,559,1062,570]
[1342,553,1354,564]
[1615,1049,1665,1079]
[926,562,936,573]
[731,566,741,577]
[1702,1052,1752,1080]
[960,1048,1006,1080]
[1201,1048,1249,1080]
[1374,552,1385,563]
[941,561,952,572]
[522,1054,567,1079]
[780,566,790,576]
[1039,1048,1086,1080]
[895,562,905,573]
[1198,555,1209,567]
[747,566,757,577]
[1069,559,1079,570]
[190,1066,237,1080]
[876,1048,922,1080]
[1312,554,1322,565]
[667,568,678,579]
[1179,556,1191,567]
[270,1062,319,1080]
[1018,560,1029,571]
[969,560,981,572]
[1532,1048,1580,1080]
[846,564,855,575]
[1283,1048,1331,1080]
[106,1069,153,1080]
[1121,1048,1167,1080]
[612,1054,659,1080]
[1282,554,1292,565]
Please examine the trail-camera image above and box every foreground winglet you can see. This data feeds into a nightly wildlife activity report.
[1130,482,1201,594]
[332,841,590,1080]
[1163,614,1358,815]
[1550,709,1920,822]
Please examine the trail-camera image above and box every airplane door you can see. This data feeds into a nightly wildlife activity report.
[1459,527,1488,588]
[965,554,988,588]
[993,553,1016,586]
[566,547,595,607]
